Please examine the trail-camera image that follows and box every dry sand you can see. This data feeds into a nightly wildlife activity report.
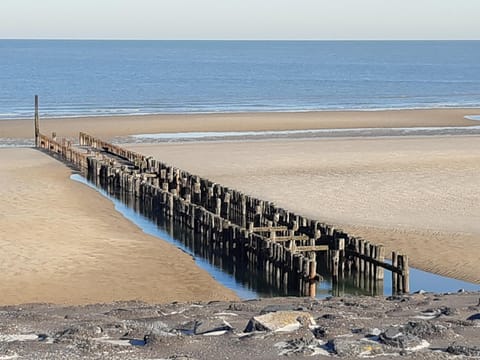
[1,109,480,306]
[0,148,237,305]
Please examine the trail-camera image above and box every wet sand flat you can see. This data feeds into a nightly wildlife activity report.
[127,135,480,285]
[1,108,480,140]
[0,148,237,305]
[1,108,480,306]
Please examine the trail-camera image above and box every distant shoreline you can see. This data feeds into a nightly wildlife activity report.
[2,108,480,140]
[2,106,480,122]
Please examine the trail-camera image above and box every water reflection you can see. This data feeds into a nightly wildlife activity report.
[72,174,479,298]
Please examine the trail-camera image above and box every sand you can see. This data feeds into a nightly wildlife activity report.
[0,148,237,305]
[126,135,480,285]
[1,108,480,306]
[1,108,480,140]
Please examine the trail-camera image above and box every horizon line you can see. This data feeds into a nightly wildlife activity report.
[1,38,479,42]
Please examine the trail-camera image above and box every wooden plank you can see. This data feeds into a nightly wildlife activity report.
[272,235,309,242]
[293,245,329,252]
[345,250,404,274]
[252,226,288,232]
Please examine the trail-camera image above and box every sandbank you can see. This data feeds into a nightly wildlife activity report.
[1,108,480,140]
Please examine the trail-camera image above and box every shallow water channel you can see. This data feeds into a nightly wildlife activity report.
[72,174,479,299]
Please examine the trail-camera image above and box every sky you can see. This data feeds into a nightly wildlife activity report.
[0,0,479,40]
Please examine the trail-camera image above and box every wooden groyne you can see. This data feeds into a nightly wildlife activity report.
[38,130,410,296]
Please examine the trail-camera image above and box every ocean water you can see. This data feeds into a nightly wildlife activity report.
[0,40,479,119]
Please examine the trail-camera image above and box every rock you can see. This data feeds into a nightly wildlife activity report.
[54,325,103,343]
[416,309,442,320]
[330,338,383,357]
[403,321,446,338]
[311,326,328,338]
[467,313,480,321]
[260,304,304,314]
[446,345,480,357]
[320,313,337,320]
[125,318,169,335]
[365,328,382,337]
[379,326,424,349]
[275,337,318,356]
[244,311,315,333]
[439,307,457,316]
[194,319,233,336]
[228,302,256,312]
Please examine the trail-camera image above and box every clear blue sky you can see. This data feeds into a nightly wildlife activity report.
[1,0,479,40]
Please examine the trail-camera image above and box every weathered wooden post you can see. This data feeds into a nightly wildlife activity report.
[309,250,317,298]
[376,245,385,280]
[392,251,398,294]
[403,255,410,293]
[34,95,40,147]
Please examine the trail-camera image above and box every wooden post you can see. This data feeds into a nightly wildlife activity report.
[332,250,340,283]
[376,245,385,280]
[392,251,398,294]
[309,251,316,298]
[34,95,39,147]
[402,255,410,293]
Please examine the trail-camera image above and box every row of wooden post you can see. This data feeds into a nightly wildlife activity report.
[36,127,410,296]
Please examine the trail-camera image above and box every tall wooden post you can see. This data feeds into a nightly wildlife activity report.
[309,251,317,298]
[401,255,410,293]
[392,251,398,294]
[34,95,39,147]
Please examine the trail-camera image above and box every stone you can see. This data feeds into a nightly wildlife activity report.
[244,311,315,333]
[365,328,382,337]
[260,304,304,314]
[446,345,480,357]
[311,326,328,338]
[379,326,424,349]
[194,319,233,336]
[275,337,320,356]
[330,338,383,357]
[54,325,103,343]
[403,321,446,338]
[467,313,480,321]
[126,318,169,335]
[320,313,337,320]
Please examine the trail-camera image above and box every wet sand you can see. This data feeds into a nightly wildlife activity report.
[1,108,479,140]
[1,108,479,306]
[0,148,237,305]
[127,135,480,285]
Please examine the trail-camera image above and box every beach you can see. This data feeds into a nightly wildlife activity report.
[1,109,480,305]
[128,134,480,284]
[1,108,479,140]
[0,148,237,305]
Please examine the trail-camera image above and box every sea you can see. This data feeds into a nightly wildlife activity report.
[0,40,479,119]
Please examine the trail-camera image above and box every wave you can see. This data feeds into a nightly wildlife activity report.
[2,103,480,120]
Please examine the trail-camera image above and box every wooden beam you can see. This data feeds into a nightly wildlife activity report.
[252,226,288,232]
[272,235,310,242]
[293,245,329,252]
[346,249,405,275]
